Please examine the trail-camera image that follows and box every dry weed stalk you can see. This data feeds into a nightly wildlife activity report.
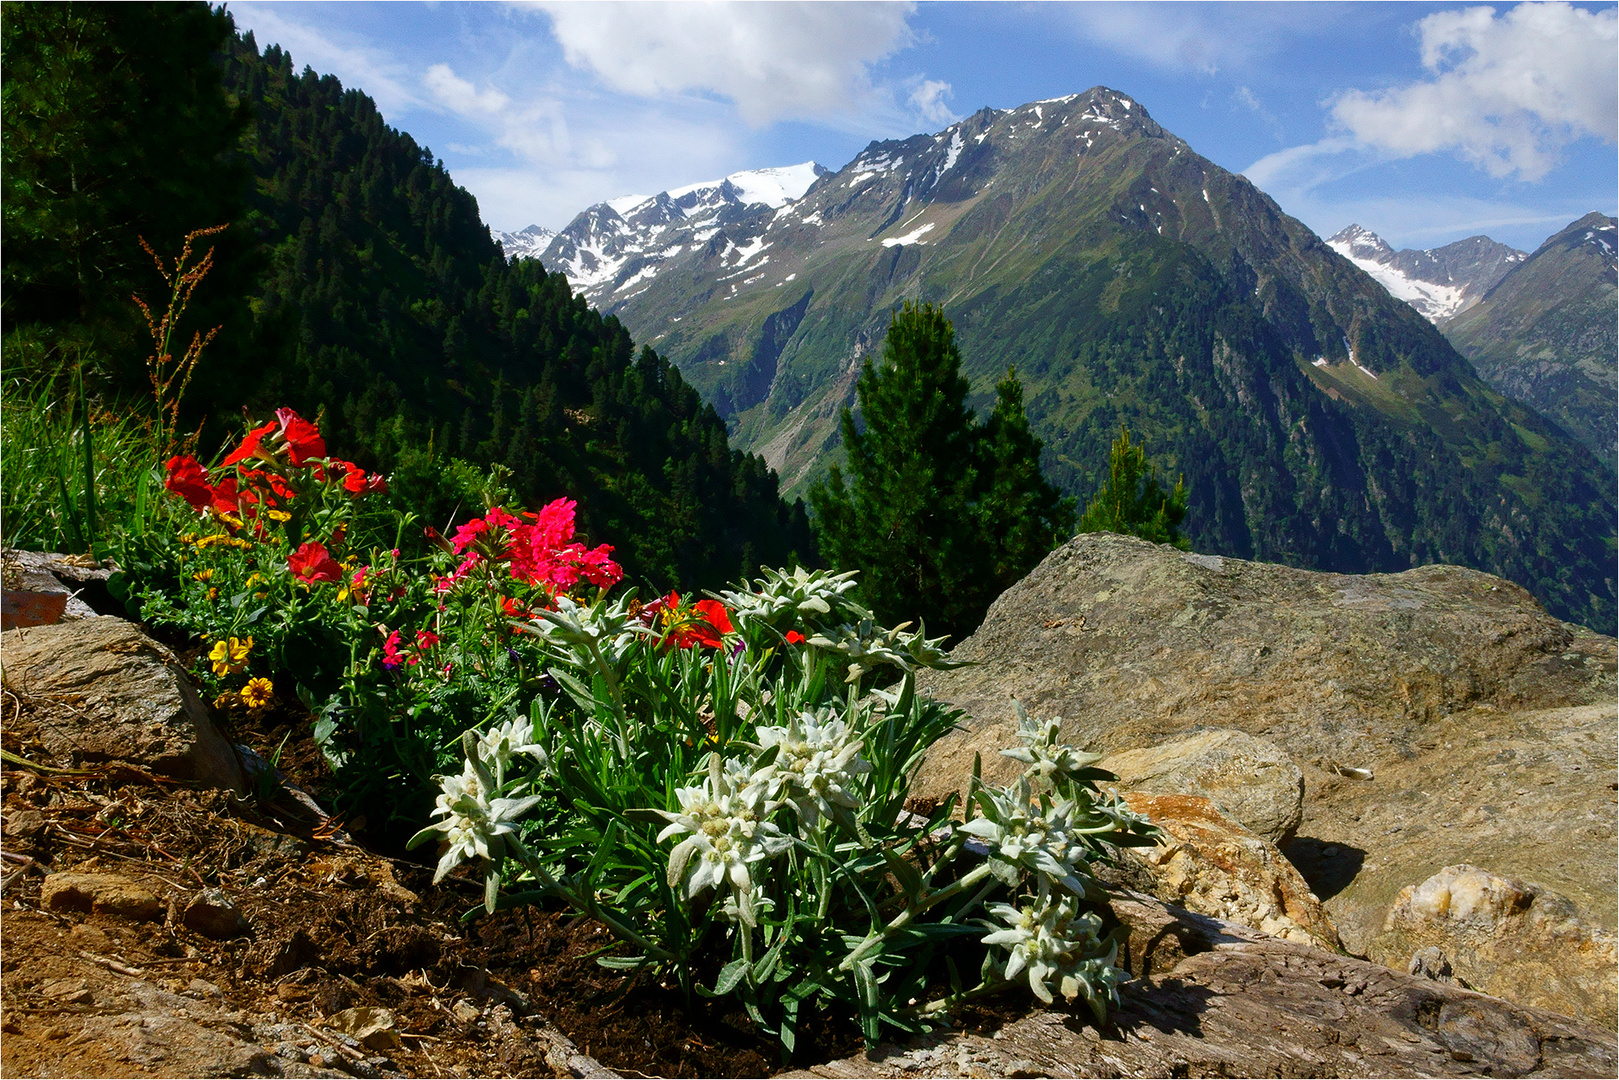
[133,224,228,451]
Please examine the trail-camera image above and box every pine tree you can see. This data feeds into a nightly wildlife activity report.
[1076,425,1189,548]
[811,304,1072,642]
[974,368,1076,596]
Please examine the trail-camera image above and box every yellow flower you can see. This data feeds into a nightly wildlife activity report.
[208,636,253,676]
[267,509,291,522]
[240,677,274,710]
[207,587,220,601]
[193,568,214,582]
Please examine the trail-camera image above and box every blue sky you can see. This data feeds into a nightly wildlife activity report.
[227,1,1617,253]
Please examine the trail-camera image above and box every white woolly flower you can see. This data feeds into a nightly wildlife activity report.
[981,890,1114,1006]
[998,703,1103,790]
[416,759,541,883]
[957,778,1093,894]
[755,709,872,827]
[476,715,549,776]
[656,755,791,926]
[718,566,862,626]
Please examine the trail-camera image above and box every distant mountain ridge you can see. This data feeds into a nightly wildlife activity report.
[493,223,555,260]
[1325,224,1525,321]
[506,86,1611,632]
[1442,212,1618,471]
[500,163,827,304]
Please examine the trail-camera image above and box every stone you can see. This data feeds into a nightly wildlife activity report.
[324,1007,401,1051]
[1,550,111,629]
[1095,793,1342,953]
[41,872,163,921]
[785,891,1618,1079]
[1368,864,1618,1030]
[913,533,1616,1020]
[183,889,249,940]
[1,616,245,791]
[1098,728,1304,843]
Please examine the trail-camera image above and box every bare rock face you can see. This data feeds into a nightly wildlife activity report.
[1,548,115,628]
[785,891,1618,1079]
[1098,728,1303,843]
[1370,864,1618,1030]
[1096,793,1342,953]
[913,533,1616,1023]
[1,616,245,791]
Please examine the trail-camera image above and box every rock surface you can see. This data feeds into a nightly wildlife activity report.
[1096,793,1341,952]
[784,891,1618,1079]
[1369,864,1618,1030]
[1098,728,1304,843]
[1,549,112,629]
[913,535,1617,1001]
[41,872,163,922]
[1,616,245,791]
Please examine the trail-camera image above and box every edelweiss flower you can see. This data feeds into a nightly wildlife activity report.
[656,755,791,926]
[476,715,549,775]
[957,778,1094,894]
[413,760,541,883]
[981,889,1114,1006]
[999,703,1103,791]
[754,709,871,827]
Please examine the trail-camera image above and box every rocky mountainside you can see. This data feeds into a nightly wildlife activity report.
[913,532,1617,1019]
[1441,212,1618,472]
[1325,224,1525,322]
[534,87,1613,632]
[516,163,827,304]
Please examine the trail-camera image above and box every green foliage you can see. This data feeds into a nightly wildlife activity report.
[415,569,1156,1056]
[810,304,1073,643]
[0,0,250,374]
[1076,425,1189,549]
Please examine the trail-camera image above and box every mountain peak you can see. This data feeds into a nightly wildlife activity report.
[1327,226,1524,322]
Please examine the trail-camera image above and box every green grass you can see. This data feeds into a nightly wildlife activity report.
[0,375,171,555]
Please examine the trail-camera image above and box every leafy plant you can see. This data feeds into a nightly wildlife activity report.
[413,564,1157,1055]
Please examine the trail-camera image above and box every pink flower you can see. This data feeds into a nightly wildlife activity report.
[382,630,404,669]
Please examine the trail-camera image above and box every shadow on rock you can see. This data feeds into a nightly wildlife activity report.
[1284,836,1366,901]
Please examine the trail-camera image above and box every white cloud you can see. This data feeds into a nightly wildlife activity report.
[1329,1,1617,180]
[520,1,920,126]
[1068,3,1349,76]
[424,64,511,116]
[908,79,956,127]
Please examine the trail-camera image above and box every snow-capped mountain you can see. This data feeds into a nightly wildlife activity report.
[493,223,556,260]
[1326,225,1526,322]
[517,163,828,305]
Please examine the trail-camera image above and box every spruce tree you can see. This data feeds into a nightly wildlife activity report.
[974,368,1076,596]
[811,304,1072,642]
[1076,425,1189,548]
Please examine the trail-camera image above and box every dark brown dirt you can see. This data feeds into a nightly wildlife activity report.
[0,687,1017,1078]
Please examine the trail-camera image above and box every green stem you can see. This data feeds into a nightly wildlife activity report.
[839,860,996,972]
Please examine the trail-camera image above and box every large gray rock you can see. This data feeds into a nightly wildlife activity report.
[1369,864,1617,1031]
[913,534,1616,1019]
[1098,728,1303,843]
[1,616,245,791]
[784,891,1618,1079]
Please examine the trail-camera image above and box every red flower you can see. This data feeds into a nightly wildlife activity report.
[785,630,806,645]
[415,630,440,649]
[382,629,404,669]
[288,541,342,583]
[164,455,213,511]
[337,461,385,495]
[222,420,278,468]
[691,599,734,648]
[208,476,243,517]
[274,408,326,465]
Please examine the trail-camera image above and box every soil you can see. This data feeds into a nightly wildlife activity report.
[0,687,1029,1079]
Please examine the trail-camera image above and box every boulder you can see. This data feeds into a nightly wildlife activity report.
[1096,792,1341,952]
[784,891,1618,1079]
[1098,728,1303,843]
[1,549,114,629]
[1369,864,1618,1030]
[0,616,245,791]
[183,888,250,940]
[913,534,1616,1020]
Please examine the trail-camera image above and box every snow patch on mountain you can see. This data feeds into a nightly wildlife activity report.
[1327,224,1526,322]
[494,224,556,261]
